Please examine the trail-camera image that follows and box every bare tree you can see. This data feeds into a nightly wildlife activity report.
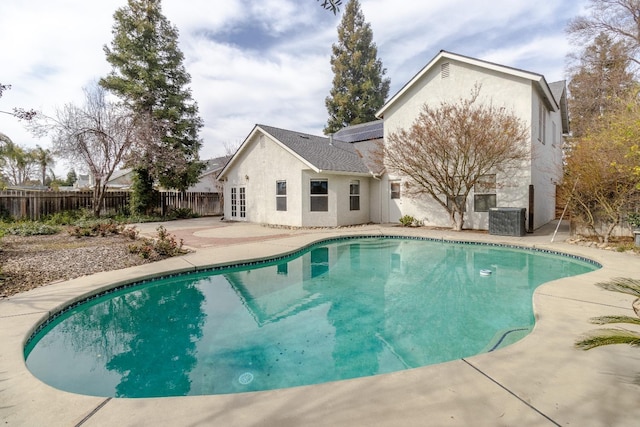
[382,87,530,231]
[567,0,640,69]
[0,83,37,121]
[36,85,137,216]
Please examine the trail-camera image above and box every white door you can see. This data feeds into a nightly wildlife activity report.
[230,186,247,221]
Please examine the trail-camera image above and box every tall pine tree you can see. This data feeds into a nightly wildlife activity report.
[100,0,203,196]
[324,0,390,134]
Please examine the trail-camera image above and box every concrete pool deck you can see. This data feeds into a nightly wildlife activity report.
[1,218,640,426]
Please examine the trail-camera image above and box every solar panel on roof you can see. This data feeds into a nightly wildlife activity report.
[334,121,383,143]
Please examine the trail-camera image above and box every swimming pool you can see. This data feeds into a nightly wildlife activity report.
[24,236,599,398]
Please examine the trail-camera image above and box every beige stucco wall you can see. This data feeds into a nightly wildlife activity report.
[223,130,372,227]
[381,57,562,230]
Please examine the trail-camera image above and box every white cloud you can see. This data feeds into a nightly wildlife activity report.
[0,0,589,176]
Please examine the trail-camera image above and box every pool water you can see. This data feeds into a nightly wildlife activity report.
[24,237,599,398]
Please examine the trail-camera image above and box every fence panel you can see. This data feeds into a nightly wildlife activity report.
[0,190,221,220]
[160,191,221,217]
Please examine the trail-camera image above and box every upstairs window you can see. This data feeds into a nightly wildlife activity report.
[538,102,546,144]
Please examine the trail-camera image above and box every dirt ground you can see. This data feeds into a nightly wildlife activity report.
[0,233,161,298]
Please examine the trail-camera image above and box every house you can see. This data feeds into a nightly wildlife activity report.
[219,50,568,230]
[78,156,231,193]
[218,124,380,227]
[185,156,230,193]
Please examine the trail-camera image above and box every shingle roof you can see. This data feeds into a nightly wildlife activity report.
[258,124,371,174]
[548,81,565,103]
[333,120,384,143]
[548,80,570,134]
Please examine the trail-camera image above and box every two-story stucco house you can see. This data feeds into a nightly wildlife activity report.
[218,50,568,230]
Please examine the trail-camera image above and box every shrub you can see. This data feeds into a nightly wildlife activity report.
[399,215,415,227]
[167,207,198,220]
[2,222,60,236]
[67,220,124,238]
[127,225,187,259]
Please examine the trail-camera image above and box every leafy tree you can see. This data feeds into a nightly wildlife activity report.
[65,169,77,186]
[0,140,37,186]
[567,0,640,69]
[576,277,640,350]
[568,33,636,137]
[32,145,55,186]
[561,91,640,243]
[100,0,204,194]
[318,0,342,14]
[381,87,530,231]
[324,0,390,134]
[129,166,158,216]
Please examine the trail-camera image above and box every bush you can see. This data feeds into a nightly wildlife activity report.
[399,215,416,227]
[167,207,198,220]
[67,220,124,238]
[127,225,187,259]
[2,222,60,236]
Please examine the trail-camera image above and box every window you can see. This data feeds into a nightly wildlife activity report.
[390,181,401,199]
[310,179,328,211]
[447,195,466,212]
[538,102,546,144]
[350,180,360,211]
[276,180,287,211]
[474,174,497,212]
[552,121,557,147]
[231,187,237,217]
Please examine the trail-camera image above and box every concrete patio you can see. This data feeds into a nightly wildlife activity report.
[1,218,639,426]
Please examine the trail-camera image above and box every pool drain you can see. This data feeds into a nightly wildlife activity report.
[238,372,254,385]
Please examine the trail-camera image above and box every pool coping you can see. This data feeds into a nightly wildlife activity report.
[2,220,640,426]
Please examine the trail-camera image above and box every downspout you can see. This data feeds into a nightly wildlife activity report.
[372,172,382,224]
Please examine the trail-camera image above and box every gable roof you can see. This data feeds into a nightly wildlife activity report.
[333,120,384,143]
[200,155,231,176]
[548,80,570,134]
[219,124,372,178]
[376,50,560,118]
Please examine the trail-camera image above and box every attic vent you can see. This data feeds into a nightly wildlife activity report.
[299,135,310,139]
[441,62,450,79]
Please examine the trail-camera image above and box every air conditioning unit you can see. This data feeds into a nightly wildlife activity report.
[489,208,526,236]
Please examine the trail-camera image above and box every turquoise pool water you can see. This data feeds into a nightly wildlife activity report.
[24,237,599,398]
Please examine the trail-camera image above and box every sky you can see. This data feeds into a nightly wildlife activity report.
[0,0,589,176]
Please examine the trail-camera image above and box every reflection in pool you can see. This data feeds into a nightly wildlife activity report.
[24,237,599,398]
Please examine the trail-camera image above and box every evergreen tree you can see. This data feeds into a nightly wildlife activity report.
[100,0,204,194]
[324,0,390,134]
[65,170,77,186]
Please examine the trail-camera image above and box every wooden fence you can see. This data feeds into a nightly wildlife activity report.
[0,190,222,220]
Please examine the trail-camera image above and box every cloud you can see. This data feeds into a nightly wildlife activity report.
[0,0,588,176]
